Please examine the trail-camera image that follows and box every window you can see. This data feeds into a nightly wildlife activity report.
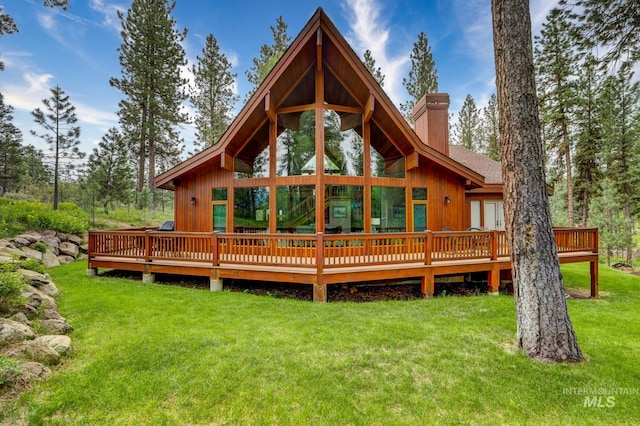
[234,187,269,233]
[276,110,316,176]
[276,185,316,233]
[324,185,364,233]
[324,110,363,176]
[371,186,406,232]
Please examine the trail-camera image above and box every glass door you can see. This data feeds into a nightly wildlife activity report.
[413,203,427,232]
[212,202,227,232]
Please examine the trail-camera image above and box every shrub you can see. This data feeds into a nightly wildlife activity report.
[33,241,47,253]
[0,356,21,387]
[0,200,89,236]
[19,258,47,275]
[0,271,26,314]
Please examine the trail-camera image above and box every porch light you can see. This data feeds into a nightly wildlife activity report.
[190,196,196,205]
[444,196,451,205]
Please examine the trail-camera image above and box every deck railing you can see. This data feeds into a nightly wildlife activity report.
[88,227,598,269]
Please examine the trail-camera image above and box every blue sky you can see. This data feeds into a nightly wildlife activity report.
[0,0,558,158]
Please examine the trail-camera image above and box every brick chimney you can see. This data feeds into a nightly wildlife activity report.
[412,93,450,156]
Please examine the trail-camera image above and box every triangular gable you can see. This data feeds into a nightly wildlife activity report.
[156,8,484,189]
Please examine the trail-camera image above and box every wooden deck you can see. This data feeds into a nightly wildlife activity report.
[87,228,599,302]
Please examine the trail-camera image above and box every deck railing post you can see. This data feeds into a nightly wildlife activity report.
[491,230,498,261]
[212,232,219,267]
[314,232,327,302]
[425,231,432,265]
[144,231,151,262]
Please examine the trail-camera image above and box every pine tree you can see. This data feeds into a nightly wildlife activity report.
[562,0,640,65]
[110,0,188,209]
[452,94,482,151]
[401,32,438,121]
[31,85,84,210]
[492,0,582,362]
[245,16,290,98]
[0,93,24,195]
[0,6,18,71]
[85,127,135,214]
[573,54,603,226]
[481,93,500,161]
[363,50,384,87]
[190,34,238,151]
[534,7,578,226]
[599,64,639,265]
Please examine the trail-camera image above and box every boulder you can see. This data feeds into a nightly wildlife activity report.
[10,237,31,248]
[0,319,35,347]
[0,245,25,258]
[57,255,75,265]
[68,234,83,245]
[58,241,79,258]
[20,361,52,381]
[21,246,44,261]
[34,335,72,356]
[10,312,32,327]
[78,244,89,254]
[41,230,57,238]
[56,232,69,242]
[16,232,42,244]
[37,319,73,335]
[22,287,58,313]
[42,252,61,269]
[17,269,50,288]
[9,340,61,365]
[42,237,60,255]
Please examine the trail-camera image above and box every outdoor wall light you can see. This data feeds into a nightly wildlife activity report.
[190,196,196,206]
[444,196,451,205]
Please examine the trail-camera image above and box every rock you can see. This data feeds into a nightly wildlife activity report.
[34,335,72,356]
[20,361,52,381]
[68,234,82,245]
[42,309,63,321]
[37,319,73,335]
[0,319,35,347]
[41,230,57,238]
[56,232,69,242]
[38,282,60,298]
[0,245,25,258]
[9,340,61,365]
[42,237,60,255]
[78,244,89,254]
[17,269,50,288]
[10,312,32,327]
[22,287,58,313]
[58,241,79,258]
[10,237,31,248]
[57,255,75,265]
[0,254,13,263]
[21,246,44,261]
[42,252,61,269]
[16,232,42,244]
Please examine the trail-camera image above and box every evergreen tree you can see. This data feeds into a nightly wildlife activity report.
[21,145,52,192]
[110,0,188,209]
[31,85,84,210]
[599,64,639,265]
[573,54,603,226]
[534,7,578,226]
[562,0,640,65]
[0,93,24,195]
[85,127,135,214]
[363,49,385,87]
[492,0,582,362]
[481,93,500,161]
[452,94,482,151]
[401,32,438,121]
[190,34,238,151]
[245,16,290,98]
[0,6,18,71]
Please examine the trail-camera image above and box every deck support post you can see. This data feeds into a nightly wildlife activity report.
[210,278,223,292]
[313,284,327,302]
[142,273,155,284]
[488,266,500,295]
[590,260,598,298]
[86,267,97,277]
[421,270,434,298]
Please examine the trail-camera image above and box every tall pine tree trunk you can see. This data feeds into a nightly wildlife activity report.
[492,0,582,362]
[137,105,148,210]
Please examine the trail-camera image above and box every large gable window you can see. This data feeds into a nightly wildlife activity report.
[324,110,363,177]
[276,110,316,176]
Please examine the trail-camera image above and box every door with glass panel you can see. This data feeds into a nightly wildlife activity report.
[212,202,227,232]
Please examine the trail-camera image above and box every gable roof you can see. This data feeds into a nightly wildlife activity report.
[156,8,484,190]
[448,144,503,192]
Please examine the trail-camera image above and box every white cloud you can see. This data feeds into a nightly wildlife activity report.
[89,0,126,32]
[343,0,410,107]
[1,72,53,112]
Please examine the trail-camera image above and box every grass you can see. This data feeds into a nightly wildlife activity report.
[89,205,174,230]
[3,262,639,425]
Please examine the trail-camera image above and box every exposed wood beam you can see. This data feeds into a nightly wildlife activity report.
[221,151,233,171]
[265,92,276,123]
[385,157,405,174]
[316,28,323,72]
[364,93,374,123]
[323,104,362,114]
[277,104,315,114]
[406,152,419,170]
[233,157,253,174]
[340,113,361,131]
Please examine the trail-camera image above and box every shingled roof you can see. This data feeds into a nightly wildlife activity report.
[448,145,502,185]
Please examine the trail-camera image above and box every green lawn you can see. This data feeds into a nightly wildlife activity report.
[4,262,640,425]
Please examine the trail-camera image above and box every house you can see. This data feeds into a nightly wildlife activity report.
[87,8,598,301]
